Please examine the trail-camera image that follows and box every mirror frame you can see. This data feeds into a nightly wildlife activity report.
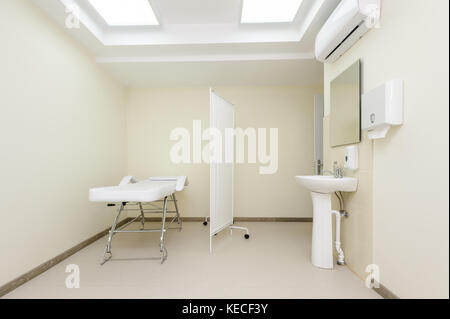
[330,59,361,148]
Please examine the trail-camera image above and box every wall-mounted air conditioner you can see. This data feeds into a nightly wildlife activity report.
[315,0,380,63]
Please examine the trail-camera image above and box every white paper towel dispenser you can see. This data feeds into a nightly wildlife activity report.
[362,79,403,139]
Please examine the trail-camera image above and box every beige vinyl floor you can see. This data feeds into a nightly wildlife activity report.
[3,222,380,299]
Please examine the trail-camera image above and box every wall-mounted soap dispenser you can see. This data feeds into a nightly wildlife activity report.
[344,145,359,170]
[362,79,403,139]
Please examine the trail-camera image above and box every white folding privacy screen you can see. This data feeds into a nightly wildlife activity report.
[209,89,234,237]
[208,89,250,252]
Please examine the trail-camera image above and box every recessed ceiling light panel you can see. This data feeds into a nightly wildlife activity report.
[88,0,159,26]
[241,0,303,23]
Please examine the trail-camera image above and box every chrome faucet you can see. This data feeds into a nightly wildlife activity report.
[321,161,344,178]
[322,161,343,178]
[333,161,343,178]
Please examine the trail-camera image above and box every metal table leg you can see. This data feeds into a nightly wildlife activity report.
[101,202,124,265]
[172,193,182,231]
[138,202,145,230]
[160,196,168,264]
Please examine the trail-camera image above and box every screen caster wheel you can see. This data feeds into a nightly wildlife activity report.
[203,221,208,226]
[244,234,250,239]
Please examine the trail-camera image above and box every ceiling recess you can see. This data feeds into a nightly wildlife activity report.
[88,0,159,26]
[241,0,304,23]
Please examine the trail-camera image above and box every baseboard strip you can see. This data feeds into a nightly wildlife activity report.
[373,283,400,299]
[234,217,313,222]
[142,217,313,222]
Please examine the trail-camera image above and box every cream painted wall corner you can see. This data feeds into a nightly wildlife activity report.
[323,0,449,298]
[323,116,373,281]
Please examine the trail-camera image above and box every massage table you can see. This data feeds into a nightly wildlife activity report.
[89,176,188,264]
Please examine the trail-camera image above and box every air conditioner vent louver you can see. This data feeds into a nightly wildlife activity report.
[315,0,380,63]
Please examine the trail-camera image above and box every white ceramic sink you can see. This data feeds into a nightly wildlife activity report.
[295,175,358,269]
[295,175,357,194]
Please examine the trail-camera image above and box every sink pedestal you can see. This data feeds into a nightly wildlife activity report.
[311,192,333,269]
[295,175,357,269]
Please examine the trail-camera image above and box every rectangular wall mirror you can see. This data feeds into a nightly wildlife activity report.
[330,60,361,147]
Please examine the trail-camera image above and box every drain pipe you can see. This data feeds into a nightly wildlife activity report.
[332,191,347,265]
[331,210,345,265]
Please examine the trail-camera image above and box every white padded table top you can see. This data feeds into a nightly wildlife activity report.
[89,176,187,203]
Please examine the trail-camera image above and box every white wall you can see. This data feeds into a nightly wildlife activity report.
[126,88,210,218]
[216,86,322,217]
[126,86,322,218]
[0,0,127,286]
[324,0,449,298]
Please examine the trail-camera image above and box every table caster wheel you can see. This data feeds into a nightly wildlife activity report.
[244,234,250,239]
[203,221,208,226]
